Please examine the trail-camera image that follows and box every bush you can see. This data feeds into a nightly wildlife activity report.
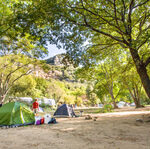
[103,104,113,112]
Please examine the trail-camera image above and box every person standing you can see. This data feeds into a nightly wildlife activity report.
[32,99,39,116]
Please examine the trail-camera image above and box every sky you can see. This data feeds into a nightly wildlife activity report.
[44,43,66,59]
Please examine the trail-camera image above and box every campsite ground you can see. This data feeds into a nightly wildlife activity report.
[1,107,150,149]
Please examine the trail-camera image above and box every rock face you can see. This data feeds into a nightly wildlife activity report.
[33,54,76,81]
[46,54,64,66]
[33,66,63,80]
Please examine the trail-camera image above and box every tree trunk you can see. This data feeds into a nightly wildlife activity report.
[0,94,6,103]
[113,100,118,109]
[127,87,143,108]
[110,93,118,109]
[133,97,142,108]
[130,48,150,99]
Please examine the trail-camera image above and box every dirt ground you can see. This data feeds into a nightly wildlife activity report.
[1,107,150,149]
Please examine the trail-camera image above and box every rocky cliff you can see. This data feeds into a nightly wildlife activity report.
[46,54,64,66]
[34,54,76,82]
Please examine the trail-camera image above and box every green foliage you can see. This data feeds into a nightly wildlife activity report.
[20,0,149,99]
[86,84,99,106]
[95,104,113,113]
[40,61,52,73]
[0,54,39,102]
[10,75,37,97]
[40,102,52,109]
[1,0,150,100]
[75,97,83,106]
[16,0,149,67]
[46,79,66,101]
[0,0,48,58]
[63,95,75,105]
[103,104,113,112]
[47,79,86,105]
[72,88,85,98]
[34,77,49,97]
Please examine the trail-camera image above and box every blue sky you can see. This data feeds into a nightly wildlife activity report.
[45,44,66,59]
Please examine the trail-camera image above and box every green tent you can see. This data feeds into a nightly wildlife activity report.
[0,102,35,126]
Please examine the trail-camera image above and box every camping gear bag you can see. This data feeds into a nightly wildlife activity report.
[36,120,41,125]
[44,114,51,124]
[40,117,44,124]
[35,116,41,125]
[48,118,57,124]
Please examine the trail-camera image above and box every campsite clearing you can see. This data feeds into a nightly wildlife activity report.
[1,107,150,149]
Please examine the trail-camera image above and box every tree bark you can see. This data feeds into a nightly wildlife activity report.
[126,85,143,108]
[0,94,6,103]
[110,92,118,109]
[130,48,150,99]
[113,100,118,109]
[133,97,143,108]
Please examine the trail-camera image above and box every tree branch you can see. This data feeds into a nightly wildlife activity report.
[7,70,33,92]
[114,88,122,99]
[137,36,149,50]
[4,62,31,85]
[144,57,150,67]
[83,15,124,43]
[127,0,134,37]
[136,13,149,40]
[133,0,150,9]
[69,1,126,35]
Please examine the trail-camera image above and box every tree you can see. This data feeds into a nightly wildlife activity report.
[0,0,49,102]
[63,0,150,99]
[34,77,49,97]
[77,48,127,108]
[91,57,123,108]
[46,80,66,103]
[22,0,149,99]
[121,66,144,108]
[3,0,150,98]
[74,97,83,106]
[95,65,121,108]
[0,54,38,102]
[0,0,48,59]
[63,95,75,105]
[72,88,85,99]
[10,75,41,98]
[86,84,99,106]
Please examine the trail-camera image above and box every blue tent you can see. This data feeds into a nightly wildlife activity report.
[54,104,76,117]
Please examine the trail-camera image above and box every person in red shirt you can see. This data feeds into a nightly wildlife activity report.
[32,99,39,116]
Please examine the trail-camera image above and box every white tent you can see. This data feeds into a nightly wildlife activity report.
[43,98,56,106]
[117,101,126,108]
[18,97,33,103]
